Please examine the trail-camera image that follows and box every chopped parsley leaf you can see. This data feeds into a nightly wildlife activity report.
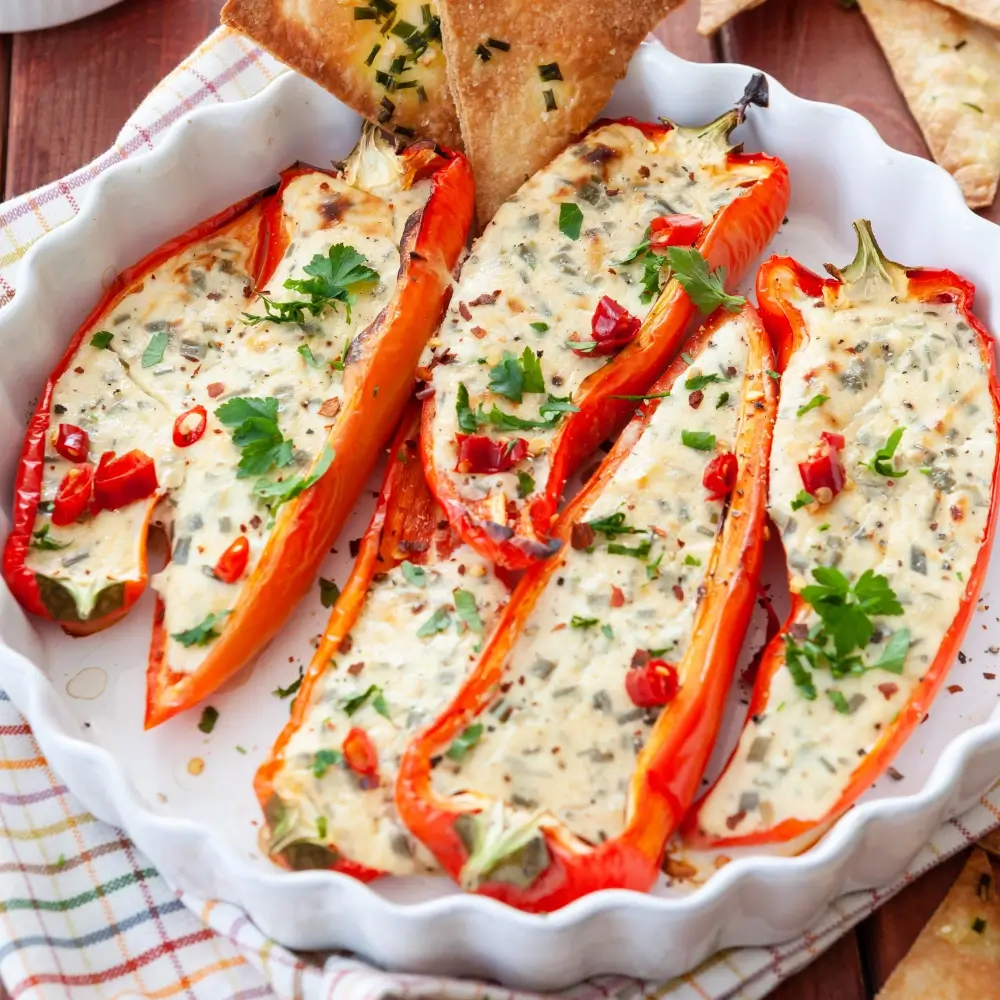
[417,607,451,637]
[215,396,294,479]
[341,684,390,719]
[446,723,484,761]
[796,393,829,418]
[30,525,70,551]
[558,202,583,241]
[790,489,816,511]
[826,689,851,714]
[401,561,427,587]
[570,615,599,628]
[197,706,219,733]
[90,330,114,350]
[601,624,614,640]
[864,427,908,478]
[487,347,544,402]
[681,429,716,451]
[253,445,334,513]
[141,330,168,368]
[684,554,701,566]
[273,667,303,699]
[312,748,342,778]
[716,391,730,409]
[586,511,642,538]
[685,373,728,391]
[453,588,484,634]
[665,247,746,314]
[172,610,230,648]
[319,577,340,608]
[298,344,324,369]
[516,470,535,498]
[529,321,549,332]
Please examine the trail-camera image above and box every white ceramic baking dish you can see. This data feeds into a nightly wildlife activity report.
[1,41,999,992]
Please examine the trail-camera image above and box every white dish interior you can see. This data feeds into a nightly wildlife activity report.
[1,44,1000,991]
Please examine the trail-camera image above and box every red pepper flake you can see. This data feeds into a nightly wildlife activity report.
[877,682,898,700]
[455,434,527,474]
[339,634,354,653]
[458,302,472,321]
[573,296,640,357]
[249,515,262,530]
[471,326,488,340]
[986,673,996,680]
[73,366,85,375]
[610,585,625,608]
[630,649,650,668]
[347,662,365,676]
[672,584,684,601]
[469,291,501,307]
[887,766,904,781]
[570,523,594,550]
[703,452,738,501]
[688,390,704,409]
[798,431,846,502]
[951,505,964,521]
[319,398,341,418]
[207,382,225,398]
[625,658,679,707]
[638,165,650,178]
[349,538,362,557]
[648,214,704,253]
[725,810,747,831]
[948,684,964,694]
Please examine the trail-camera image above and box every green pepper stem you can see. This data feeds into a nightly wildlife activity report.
[672,72,770,149]
[825,220,908,301]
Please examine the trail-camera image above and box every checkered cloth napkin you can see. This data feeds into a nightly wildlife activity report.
[1,25,999,1000]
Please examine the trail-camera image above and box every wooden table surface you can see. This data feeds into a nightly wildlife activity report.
[0,0,989,996]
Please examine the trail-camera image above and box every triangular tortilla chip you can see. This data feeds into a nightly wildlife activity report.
[220,0,461,149]
[437,0,687,224]
[698,0,767,35]
[876,849,1000,999]
[860,0,1000,208]
[937,0,1000,31]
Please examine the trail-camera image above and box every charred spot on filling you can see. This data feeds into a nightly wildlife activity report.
[319,196,350,226]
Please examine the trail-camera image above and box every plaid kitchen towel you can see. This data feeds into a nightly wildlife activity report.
[1,24,999,1000]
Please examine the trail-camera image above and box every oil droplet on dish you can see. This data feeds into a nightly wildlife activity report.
[187,757,205,776]
[66,667,107,701]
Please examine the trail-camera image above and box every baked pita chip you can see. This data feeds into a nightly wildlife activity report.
[937,0,1000,31]
[876,849,1000,999]
[698,0,767,35]
[220,0,461,149]
[860,0,1000,208]
[437,0,687,224]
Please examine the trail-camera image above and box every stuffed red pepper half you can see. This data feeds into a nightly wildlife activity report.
[3,125,473,728]
[254,407,508,877]
[421,74,789,570]
[397,303,777,911]
[683,221,1000,854]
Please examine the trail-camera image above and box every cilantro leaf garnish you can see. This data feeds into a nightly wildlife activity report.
[90,331,114,350]
[319,577,340,608]
[446,723,484,761]
[273,667,303,699]
[790,489,816,511]
[417,607,451,638]
[244,244,378,326]
[341,684,390,719]
[253,445,334,513]
[142,330,168,368]
[586,511,642,539]
[664,247,746,315]
[216,396,295,479]
[30,525,70,551]
[796,393,829,418]
[685,373,728,392]
[559,203,583,240]
[681,429,716,451]
[455,382,577,433]
[453,588,484,634]
[401,561,427,587]
[313,748,342,778]
[172,610,231,648]
[865,427,908,478]
[487,348,545,402]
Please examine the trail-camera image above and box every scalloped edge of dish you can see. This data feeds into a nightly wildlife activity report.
[1,44,999,991]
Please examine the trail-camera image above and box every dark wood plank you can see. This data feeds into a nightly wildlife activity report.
[654,2,718,63]
[0,36,12,197]
[769,930,868,1000]
[5,0,223,199]
[857,847,971,993]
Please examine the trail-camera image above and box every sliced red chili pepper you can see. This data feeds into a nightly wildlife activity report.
[572,295,641,357]
[648,213,704,253]
[92,450,158,513]
[342,727,379,786]
[455,434,528,474]
[173,405,207,448]
[55,424,90,464]
[703,451,738,500]
[214,536,249,584]
[625,658,680,708]
[798,430,846,503]
[52,464,95,526]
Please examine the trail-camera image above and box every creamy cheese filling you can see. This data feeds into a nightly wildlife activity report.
[697,289,997,838]
[428,121,769,516]
[25,171,430,677]
[271,546,506,874]
[432,317,750,846]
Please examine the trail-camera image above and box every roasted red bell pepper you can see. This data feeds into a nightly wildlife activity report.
[682,221,1000,855]
[254,408,508,879]
[397,304,777,911]
[4,129,474,727]
[421,74,789,571]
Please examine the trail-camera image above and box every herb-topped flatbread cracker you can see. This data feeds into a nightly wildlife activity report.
[876,849,1000,999]
[860,0,1000,208]
[220,0,460,148]
[938,0,1000,31]
[436,0,687,224]
[698,0,767,34]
